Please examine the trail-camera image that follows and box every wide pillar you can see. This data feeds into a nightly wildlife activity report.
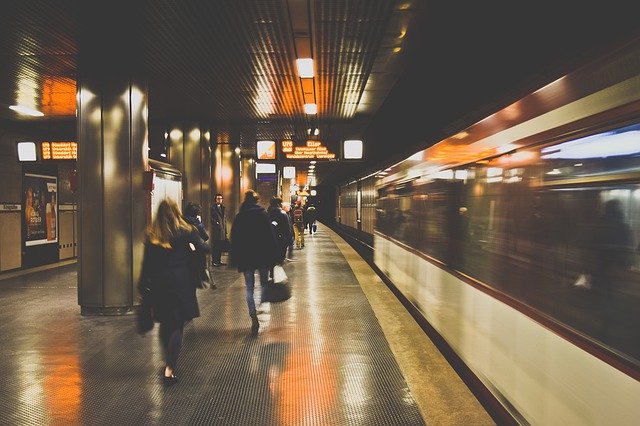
[77,3,148,315]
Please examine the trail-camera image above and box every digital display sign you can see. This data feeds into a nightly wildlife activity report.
[282,140,336,160]
[42,141,77,160]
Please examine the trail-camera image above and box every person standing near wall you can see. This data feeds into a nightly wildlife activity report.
[210,193,227,267]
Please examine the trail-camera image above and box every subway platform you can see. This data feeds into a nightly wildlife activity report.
[0,225,493,425]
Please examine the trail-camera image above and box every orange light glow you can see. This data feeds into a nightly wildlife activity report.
[43,322,81,424]
[41,77,76,116]
[278,352,337,424]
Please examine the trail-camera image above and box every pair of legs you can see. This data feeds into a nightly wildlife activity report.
[159,317,185,379]
[211,240,224,265]
[294,224,305,248]
[243,268,269,315]
[243,268,269,334]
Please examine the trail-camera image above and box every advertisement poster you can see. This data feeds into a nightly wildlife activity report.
[23,173,57,246]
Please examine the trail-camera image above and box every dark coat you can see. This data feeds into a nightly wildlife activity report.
[138,227,208,323]
[229,201,279,272]
[268,205,293,262]
[210,203,227,241]
[185,214,209,242]
[305,205,317,224]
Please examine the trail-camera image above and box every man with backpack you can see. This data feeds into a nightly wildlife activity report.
[292,201,305,249]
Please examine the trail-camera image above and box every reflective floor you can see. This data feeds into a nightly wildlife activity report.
[0,226,492,425]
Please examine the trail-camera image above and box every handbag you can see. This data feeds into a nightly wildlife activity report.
[264,265,291,303]
[137,303,154,334]
[137,284,154,334]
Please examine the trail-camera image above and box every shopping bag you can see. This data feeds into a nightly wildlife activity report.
[312,223,317,233]
[264,265,291,302]
[273,264,288,284]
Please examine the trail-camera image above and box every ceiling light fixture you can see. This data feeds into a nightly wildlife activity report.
[304,103,317,114]
[9,105,44,117]
[296,58,314,78]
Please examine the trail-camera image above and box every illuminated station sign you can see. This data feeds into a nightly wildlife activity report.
[41,141,77,160]
[282,140,336,160]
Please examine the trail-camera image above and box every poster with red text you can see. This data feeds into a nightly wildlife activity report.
[23,173,57,246]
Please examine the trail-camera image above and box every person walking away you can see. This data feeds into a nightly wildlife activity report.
[292,201,305,249]
[305,204,317,234]
[229,190,279,334]
[184,202,215,289]
[137,198,209,386]
[210,193,227,266]
[267,196,292,278]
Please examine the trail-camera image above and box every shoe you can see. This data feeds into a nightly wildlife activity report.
[163,374,179,386]
[212,263,221,267]
[219,262,227,266]
[250,313,259,334]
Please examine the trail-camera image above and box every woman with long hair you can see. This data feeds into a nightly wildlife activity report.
[138,198,208,385]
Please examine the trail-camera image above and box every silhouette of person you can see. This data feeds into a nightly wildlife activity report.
[588,199,633,335]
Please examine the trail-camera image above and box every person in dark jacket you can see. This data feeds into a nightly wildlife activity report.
[210,193,228,266]
[305,204,317,234]
[184,202,214,289]
[138,198,209,386]
[229,190,279,334]
[267,196,292,276]
[184,202,209,242]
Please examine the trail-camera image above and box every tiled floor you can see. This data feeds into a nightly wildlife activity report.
[0,226,492,425]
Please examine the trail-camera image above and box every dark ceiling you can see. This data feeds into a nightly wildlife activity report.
[2,1,639,187]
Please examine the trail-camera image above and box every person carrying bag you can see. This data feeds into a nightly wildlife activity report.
[136,198,209,386]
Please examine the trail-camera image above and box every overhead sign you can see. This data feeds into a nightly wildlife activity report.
[256,140,276,160]
[283,140,336,160]
[42,141,77,160]
[282,140,294,153]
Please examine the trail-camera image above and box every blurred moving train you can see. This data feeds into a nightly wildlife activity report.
[336,37,640,424]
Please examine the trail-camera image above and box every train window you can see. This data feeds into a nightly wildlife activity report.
[375,121,640,364]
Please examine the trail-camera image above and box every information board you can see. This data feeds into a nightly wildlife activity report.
[282,140,336,160]
[42,141,77,160]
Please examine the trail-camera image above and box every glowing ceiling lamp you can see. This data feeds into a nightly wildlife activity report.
[304,103,317,115]
[296,58,314,78]
[9,105,44,117]
[343,140,363,159]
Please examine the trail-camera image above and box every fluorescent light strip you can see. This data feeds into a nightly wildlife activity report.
[9,105,44,116]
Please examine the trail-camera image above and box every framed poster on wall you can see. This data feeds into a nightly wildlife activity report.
[23,173,58,246]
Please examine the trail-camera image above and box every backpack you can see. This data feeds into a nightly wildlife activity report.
[293,207,303,223]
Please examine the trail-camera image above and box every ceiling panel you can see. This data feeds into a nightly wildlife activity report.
[2,1,639,186]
